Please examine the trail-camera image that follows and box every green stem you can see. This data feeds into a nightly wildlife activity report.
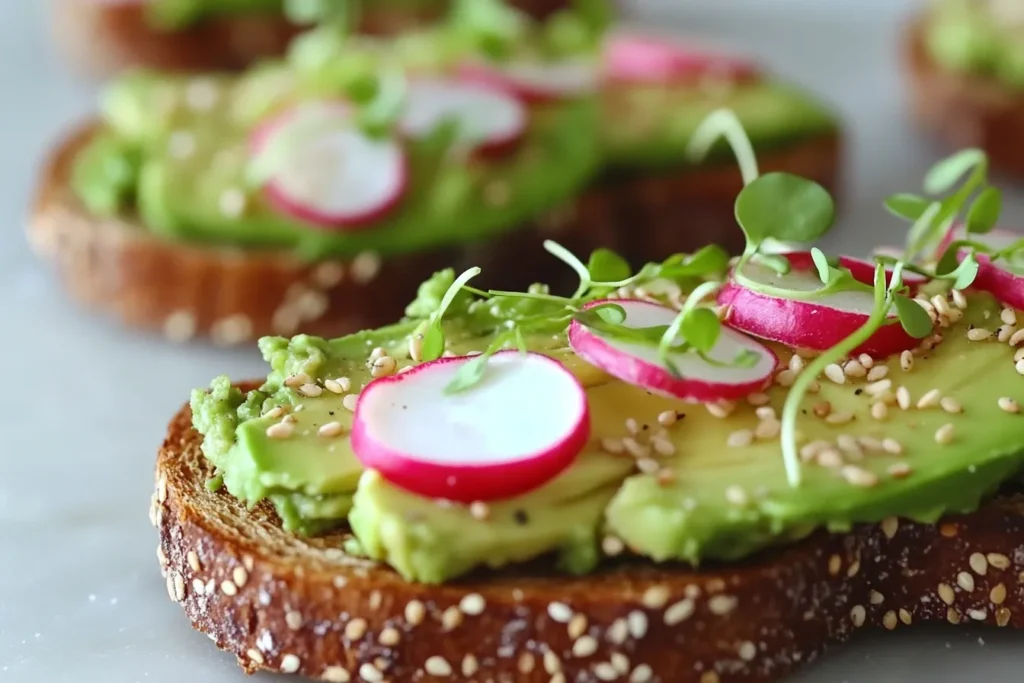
[779,265,890,487]
[685,109,760,186]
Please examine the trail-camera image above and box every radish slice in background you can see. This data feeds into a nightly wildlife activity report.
[459,58,598,103]
[837,255,929,289]
[351,351,590,503]
[399,78,527,157]
[568,299,777,403]
[250,102,406,230]
[938,225,1023,256]
[936,226,1024,308]
[719,258,924,357]
[603,32,761,85]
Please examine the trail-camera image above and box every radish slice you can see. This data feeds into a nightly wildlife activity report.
[938,225,1023,256]
[400,78,527,157]
[568,299,778,403]
[350,351,590,503]
[459,58,598,103]
[250,102,406,230]
[603,32,761,85]
[718,257,923,357]
[974,254,1024,309]
[837,255,929,289]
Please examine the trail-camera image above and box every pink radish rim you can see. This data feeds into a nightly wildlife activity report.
[350,351,591,503]
[568,299,778,403]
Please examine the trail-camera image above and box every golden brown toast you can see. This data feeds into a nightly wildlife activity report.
[49,0,577,76]
[29,122,840,345]
[905,16,1024,179]
[155,385,1024,683]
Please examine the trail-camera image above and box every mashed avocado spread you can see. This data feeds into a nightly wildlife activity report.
[192,257,1024,583]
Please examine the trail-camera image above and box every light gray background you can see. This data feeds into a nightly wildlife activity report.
[3,0,1024,681]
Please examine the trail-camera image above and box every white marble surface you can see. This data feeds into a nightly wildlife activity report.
[5,0,1024,681]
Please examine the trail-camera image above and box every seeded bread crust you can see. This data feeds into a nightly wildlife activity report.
[50,0,575,76]
[905,16,1024,178]
[30,122,840,346]
[155,387,1024,683]
[28,122,611,345]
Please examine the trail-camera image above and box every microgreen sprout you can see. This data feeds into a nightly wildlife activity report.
[417,267,481,363]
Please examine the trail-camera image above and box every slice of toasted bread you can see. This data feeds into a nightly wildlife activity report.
[30,121,841,346]
[49,0,576,76]
[905,16,1024,178]
[155,386,1024,683]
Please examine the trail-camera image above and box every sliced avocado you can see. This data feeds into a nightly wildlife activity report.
[71,132,140,217]
[925,0,1024,89]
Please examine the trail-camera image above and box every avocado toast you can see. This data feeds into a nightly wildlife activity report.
[905,0,1024,179]
[52,0,577,75]
[154,116,1024,681]
[30,7,607,345]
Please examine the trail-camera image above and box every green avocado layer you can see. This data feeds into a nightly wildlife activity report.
[73,64,600,260]
[925,0,1024,88]
[192,271,1024,584]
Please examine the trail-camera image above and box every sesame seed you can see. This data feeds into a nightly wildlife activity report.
[968,328,993,342]
[958,572,976,592]
[817,448,844,469]
[611,654,630,674]
[755,419,781,439]
[706,402,734,418]
[170,573,185,602]
[999,325,1017,343]
[627,610,648,639]
[602,535,625,556]
[865,379,893,397]
[747,392,771,406]
[657,410,678,427]
[637,458,660,475]
[990,583,1008,605]
[896,386,911,410]
[378,627,400,647]
[280,654,301,674]
[246,648,265,665]
[941,523,959,537]
[997,608,1012,627]
[851,605,866,627]
[625,417,640,435]
[775,369,796,387]
[870,402,888,421]
[218,188,247,219]
[999,397,1020,414]
[461,654,479,677]
[607,619,628,645]
[701,674,721,683]
[284,610,303,631]
[642,585,670,609]
[935,423,956,445]
[191,578,204,594]
[651,437,676,457]
[916,388,942,409]
[573,635,599,658]
[350,251,382,285]
[168,131,197,159]
[1017,359,1024,376]
[825,363,846,384]
[324,379,344,394]
[843,360,867,378]
[322,667,350,682]
[266,422,294,439]
[939,582,956,605]
[900,350,914,372]
[828,555,842,576]
[881,516,899,539]
[842,465,878,487]
[989,553,1012,569]
[870,590,884,605]
[883,610,898,630]
[725,485,749,507]
[220,580,237,596]
[1004,308,1019,326]
[342,394,358,411]
[951,289,967,309]
[626,439,653,460]
[345,618,367,641]
[402,600,425,627]
[947,608,961,624]
[825,411,854,425]
[754,406,776,421]
[568,614,589,640]
[866,365,889,382]
[441,606,462,631]
[968,552,989,576]
[548,602,573,623]
[630,664,653,683]
[544,650,562,674]
[813,401,832,418]
[940,397,963,414]
[738,641,757,661]
[594,663,619,681]
[969,609,988,621]
[318,421,345,438]
[1011,329,1024,347]
[459,593,485,615]
[359,663,383,682]
[882,438,904,455]
[708,594,737,615]
[232,567,248,588]
[601,437,625,454]
[726,429,754,448]
[664,599,695,625]
[368,590,382,610]
[899,608,912,625]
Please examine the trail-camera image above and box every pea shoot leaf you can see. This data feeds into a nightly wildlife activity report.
[892,294,933,339]
[680,307,721,354]
[660,245,730,280]
[965,187,1002,235]
[810,247,832,284]
[884,193,931,221]
[950,253,980,290]
[587,248,631,284]
[923,148,986,195]
[735,172,835,247]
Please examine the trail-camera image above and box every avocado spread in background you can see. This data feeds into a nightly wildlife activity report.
[926,0,1024,88]
[192,263,1024,584]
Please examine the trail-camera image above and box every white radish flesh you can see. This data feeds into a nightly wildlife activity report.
[251,102,406,230]
[719,257,923,358]
[350,351,590,503]
[459,58,598,103]
[568,299,778,402]
[400,78,527,157]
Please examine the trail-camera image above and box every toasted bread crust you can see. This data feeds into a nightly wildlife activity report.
[156,389,1024,683]
[50,0,574,76]
[905,16,1024,178]
[31,121,841,345]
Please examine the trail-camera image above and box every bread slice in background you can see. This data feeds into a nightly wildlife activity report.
[905,16,1024,179]
[154,386,1024,682]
